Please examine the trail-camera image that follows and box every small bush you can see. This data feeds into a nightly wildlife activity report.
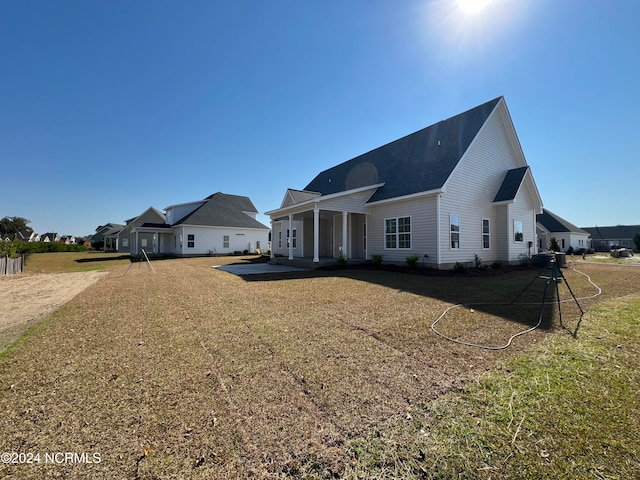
[406,254,419,267]
[337,252,348,266]
[453,262,466,273]
[549,237,561,252]
[370,254,383,265]
[491,261,503,269]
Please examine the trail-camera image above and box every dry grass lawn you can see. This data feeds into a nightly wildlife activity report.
[0,255,638,478]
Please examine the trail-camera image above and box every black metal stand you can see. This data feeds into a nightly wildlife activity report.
[511,257,584,334]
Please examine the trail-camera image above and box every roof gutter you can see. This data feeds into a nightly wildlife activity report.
[366,187,445,207]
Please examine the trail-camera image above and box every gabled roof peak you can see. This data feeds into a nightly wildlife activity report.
[304,96,503,202]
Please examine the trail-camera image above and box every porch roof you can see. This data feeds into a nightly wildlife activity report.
[265,183,385,218]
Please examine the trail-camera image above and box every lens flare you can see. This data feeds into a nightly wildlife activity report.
[457,0,493,14]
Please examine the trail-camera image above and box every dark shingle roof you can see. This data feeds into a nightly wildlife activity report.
[304,97,502,203]
[582,225,640,240]
[174,193,268,229]
[537,209,587,234]
[493,166,529,203]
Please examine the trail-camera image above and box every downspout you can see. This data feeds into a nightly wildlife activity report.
[436,194,441,267]
[506,203,512,262]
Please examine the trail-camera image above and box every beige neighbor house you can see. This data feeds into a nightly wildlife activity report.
[266,97,544,269]
[112,192,270,256]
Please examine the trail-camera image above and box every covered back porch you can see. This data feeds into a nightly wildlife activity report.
[267,185,381,264]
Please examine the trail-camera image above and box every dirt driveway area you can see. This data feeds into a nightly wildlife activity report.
[0,271,108,352]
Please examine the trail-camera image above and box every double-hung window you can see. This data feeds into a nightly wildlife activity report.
[385,217,411,249]
[482,219,490,249]
[187,234,195,248]
[223,235,229,248]
[450,214,460,249]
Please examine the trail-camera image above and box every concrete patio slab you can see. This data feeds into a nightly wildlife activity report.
[213,263,310,276]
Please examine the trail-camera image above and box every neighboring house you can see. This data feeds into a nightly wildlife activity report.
[40,232,60,243]
[7,230,36,242]
[582,225,640,252]
[60,235,76,245]
[116,207,168,254]
[536,209,590,253]
[266,96,543,268]
[116,192,270,256]
[92,223,125,249]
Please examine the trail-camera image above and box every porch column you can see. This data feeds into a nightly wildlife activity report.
[288,214,294,260]
[313,207,320,263]
[270,220,275,259]
[342,212,348,258]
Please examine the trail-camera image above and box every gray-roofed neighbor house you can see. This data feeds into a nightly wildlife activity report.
[110,193,269,256]
[174,193,267,230]
[536,209,590,253]
[582,224,640,252]
[266,96,544,268]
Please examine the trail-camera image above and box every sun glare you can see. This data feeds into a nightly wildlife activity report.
[457,0,493,14]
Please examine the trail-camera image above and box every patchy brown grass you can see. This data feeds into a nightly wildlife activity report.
[0,256,638,478]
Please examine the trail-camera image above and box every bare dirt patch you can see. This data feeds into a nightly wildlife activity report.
[0,271,108,352]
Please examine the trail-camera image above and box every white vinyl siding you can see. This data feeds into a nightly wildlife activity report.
[171,225,268,256]
[367,196,438,264]
[508,185,537,261]
[438,105,527,266]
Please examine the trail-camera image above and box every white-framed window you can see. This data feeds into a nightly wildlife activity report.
[122,238,129,247]
[187,234,195,248]
[450,214,460,249]
[223,235,229,248]
[278,231,282,248]
[514,220,524,242]
[482,218,490,249]
[385,216,411,249]
[286,228,297,248]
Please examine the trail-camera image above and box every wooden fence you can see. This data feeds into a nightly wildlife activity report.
[1,255,23,275]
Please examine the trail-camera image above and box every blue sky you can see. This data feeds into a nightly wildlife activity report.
[1,0,638,236]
